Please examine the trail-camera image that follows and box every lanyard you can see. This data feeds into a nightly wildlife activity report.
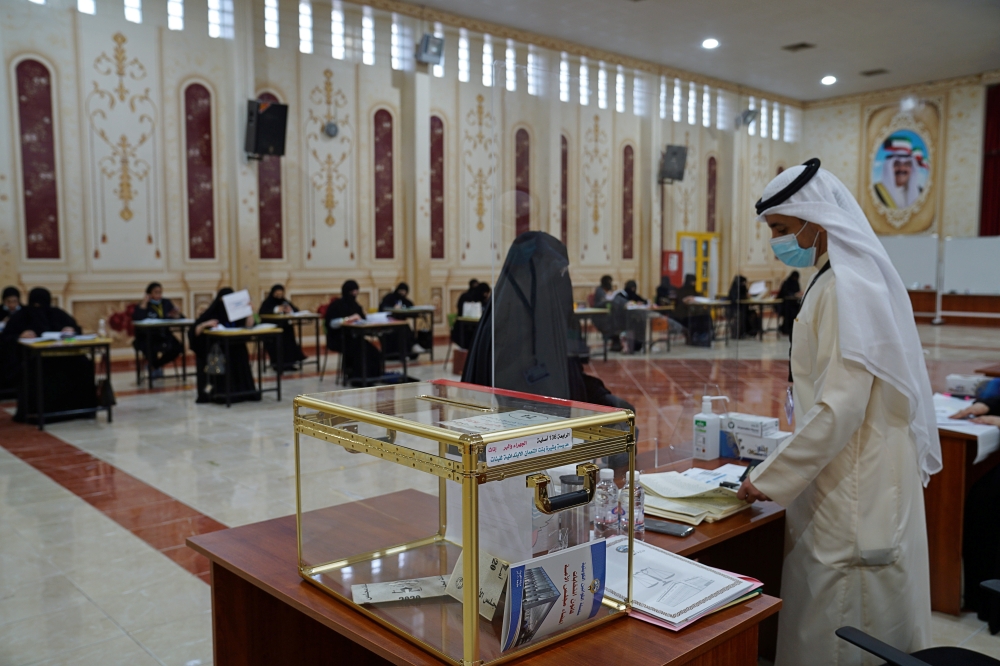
[788,260,831,383]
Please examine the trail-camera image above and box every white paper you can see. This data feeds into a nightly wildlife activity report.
[748,281,768,297]
[462,302,482,318]
[444,472,533,566]
[934,393,1000,463]
[221,289,253,322]
[439,409,565,434]
[641,471,740,500]
[603,535,755,626]
[689,296,713,304]
[134,318,195,325]
[366,311,391,324]
[445,549,510,620]
[680,464,746,486]
[351,576,449,604]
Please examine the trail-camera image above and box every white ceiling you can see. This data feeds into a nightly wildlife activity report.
[417,0,1000,101]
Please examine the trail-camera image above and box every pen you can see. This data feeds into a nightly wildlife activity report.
[720,463,759,489]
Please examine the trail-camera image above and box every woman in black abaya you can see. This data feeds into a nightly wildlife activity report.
[324,280,383,382]
[2,288,97,423]
[673,274,714,347]
[259,284,306,372]
[189,288,258,404]
[462,232,634,418]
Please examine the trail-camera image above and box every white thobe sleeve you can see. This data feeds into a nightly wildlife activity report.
[749,285,874,508]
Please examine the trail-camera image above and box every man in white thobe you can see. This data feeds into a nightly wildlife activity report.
[738,159,941,666]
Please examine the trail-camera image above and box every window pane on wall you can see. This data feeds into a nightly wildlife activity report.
[258,92,283,260]
[16,59,60,259]
[430,115,445,259]
[373,109,394,259]
[185,83,215,259]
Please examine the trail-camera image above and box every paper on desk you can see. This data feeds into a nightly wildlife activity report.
[689,296,713,304]
[366,311,391,324]
[351,575,449,604]
[221,289,253,322]
[641,471,740,500]
[680,464,746,486]
[748,281,767,297]
[934,393,1000,463]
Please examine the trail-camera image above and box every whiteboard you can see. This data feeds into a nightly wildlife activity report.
[878,234,937,290]
[943,237,1000,295]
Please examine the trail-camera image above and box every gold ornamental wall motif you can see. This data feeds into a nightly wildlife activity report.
[86,31,160,260]
[463,94,495,235]
[304,67,354,261]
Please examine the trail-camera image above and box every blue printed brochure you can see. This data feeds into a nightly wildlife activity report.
[500,540,607,652]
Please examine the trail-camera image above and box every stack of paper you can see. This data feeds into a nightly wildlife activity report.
[604,535,762,631]
[640,465,750,526]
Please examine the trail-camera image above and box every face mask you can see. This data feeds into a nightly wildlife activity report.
[149,299,161,305]
[770,222,817,268]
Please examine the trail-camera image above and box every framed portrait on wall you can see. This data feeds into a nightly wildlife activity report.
[861,98,942,235]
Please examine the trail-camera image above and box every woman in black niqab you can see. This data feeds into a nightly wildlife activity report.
[462,232,635,417]
[672,274,714,347]
[259,284,306,371]
[189,288,258,404]
[324,280,383,381]
[2,288,96,422]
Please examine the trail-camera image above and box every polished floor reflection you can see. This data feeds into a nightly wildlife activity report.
[1,324,998,665]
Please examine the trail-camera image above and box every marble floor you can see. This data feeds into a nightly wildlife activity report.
[1,323,998,664]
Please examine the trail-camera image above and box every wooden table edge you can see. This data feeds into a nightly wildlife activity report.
[187,531,782,666]
[671,502,785,558]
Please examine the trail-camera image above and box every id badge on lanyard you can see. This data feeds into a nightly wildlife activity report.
[784,386,794,425]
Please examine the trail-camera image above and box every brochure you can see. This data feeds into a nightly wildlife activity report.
[500,540,607,652]
[221,289,253,322]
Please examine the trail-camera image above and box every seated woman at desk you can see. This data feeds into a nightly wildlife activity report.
[2,286,21,322]
[2,288,97,423]
[324,280,383,381]
[189,288,258,404]
[379,282,414,311]
[132,282,185,378]
[672,274,714,347]
[451,283,490,349]
[655,276,676,307]
[259,284,306,372]
[378,282,425,357]
[593,275,622,352]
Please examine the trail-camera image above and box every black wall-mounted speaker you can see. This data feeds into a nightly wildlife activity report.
[658,145,687,183]
[244,100,288,157]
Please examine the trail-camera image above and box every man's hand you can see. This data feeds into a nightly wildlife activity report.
[951,402,989,419]
[972,415,1000,427]
[737,478,770,504]
[19,329,37,339]
[141,294,150,307]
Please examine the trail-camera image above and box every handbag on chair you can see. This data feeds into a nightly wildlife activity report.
[205,343,226,376]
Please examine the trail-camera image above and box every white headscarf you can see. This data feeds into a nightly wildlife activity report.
[880,154,921,208]
[757,164,941,485]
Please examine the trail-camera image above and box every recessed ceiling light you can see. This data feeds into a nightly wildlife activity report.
[702,38,719,49]
[821,75,837,85]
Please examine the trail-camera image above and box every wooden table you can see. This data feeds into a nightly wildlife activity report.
[19,337,113,430]
[340,320,413,387]
[260,313,322,375]
[189,493,781,666]
[203,327,284,407]
[389,306,437,361]
[132,318,194,389]
[925,427,1000,614]
[976,363,1000,378]
[639,304,674,354]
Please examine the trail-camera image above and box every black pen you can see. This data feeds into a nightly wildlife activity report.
[720,463,758,489]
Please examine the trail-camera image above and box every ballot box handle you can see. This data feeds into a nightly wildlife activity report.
[526,463,599,515]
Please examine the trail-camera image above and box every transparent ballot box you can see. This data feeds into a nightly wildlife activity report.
[293,379,636,665]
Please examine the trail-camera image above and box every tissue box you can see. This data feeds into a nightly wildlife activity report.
[946,374,989,397]
[721,412,780,438]
[730,431,791,461]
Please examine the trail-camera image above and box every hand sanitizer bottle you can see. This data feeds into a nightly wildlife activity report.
[694,396,729,460]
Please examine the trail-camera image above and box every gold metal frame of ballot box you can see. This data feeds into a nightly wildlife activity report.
[292,380,636,666]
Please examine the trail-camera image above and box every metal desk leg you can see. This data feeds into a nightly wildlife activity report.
[36,352,45,430]
[314,318,321,375]
[359,332,367,387]
[147,331,155,390]
[400,328,408,381]
[225,338,232,408]
[105,344,113,423]
[180,328,188,385]
[276,335,282,401]
[134,335,142,387]
[427,313,433,362]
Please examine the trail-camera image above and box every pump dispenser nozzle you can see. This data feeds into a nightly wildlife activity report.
[700,395,730,415]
